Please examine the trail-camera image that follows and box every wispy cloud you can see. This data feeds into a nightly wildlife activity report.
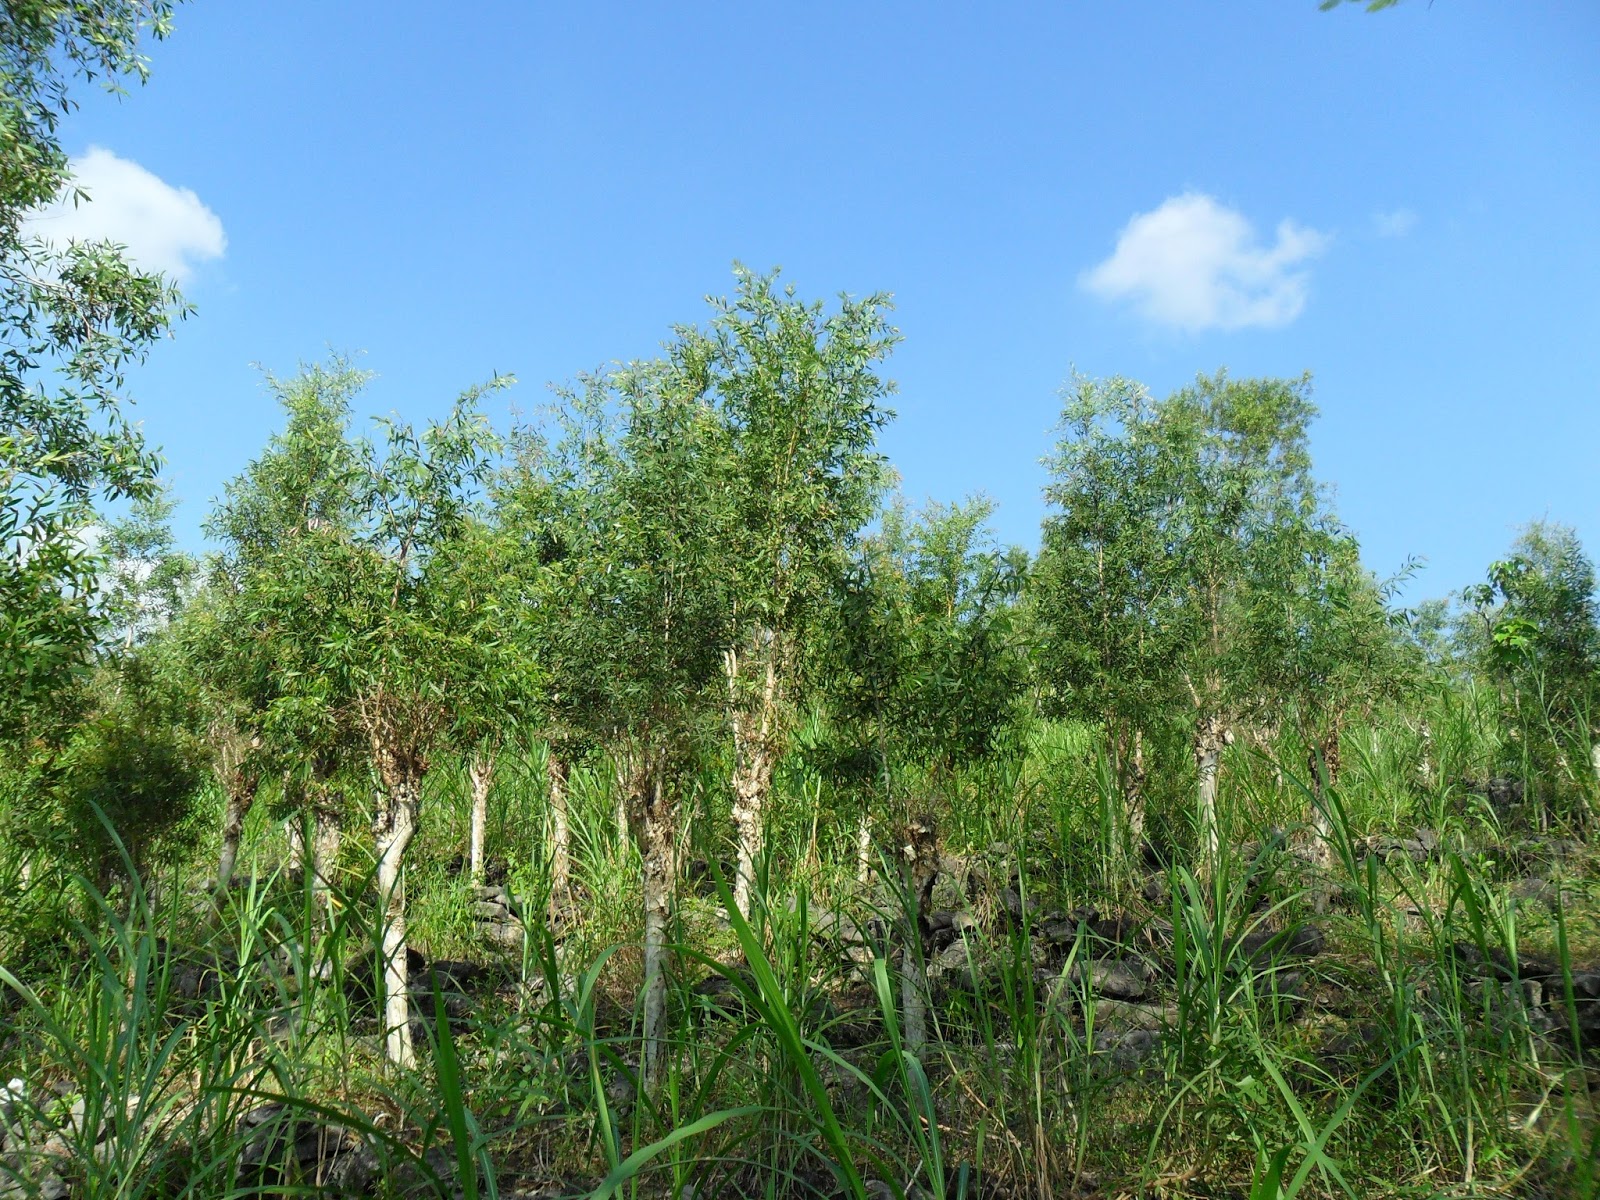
[23,146,225,283]
[1373,207,1418,238]
[1080,192,1329,332]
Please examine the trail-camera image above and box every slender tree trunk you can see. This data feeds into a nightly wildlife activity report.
[216,782,256,897]
[215,745,263,903]
[730,747,774,918]
[467,748,495,884]
[547,749,571,902]
[1305,729,1341,872]
[285,812,306,875]
[310,797,342,911]
[1194,714,1225,869]
[371,747,422,1071]
[626,754,675,1092]
[1125,727,1148,858]
[900,815,939,1054]
[856,812,872,886]
[612,750,632,851]
[727,645,780,920]
[1418,719,1434,788]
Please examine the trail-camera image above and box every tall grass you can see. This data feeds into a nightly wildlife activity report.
[1,692,1596,1197]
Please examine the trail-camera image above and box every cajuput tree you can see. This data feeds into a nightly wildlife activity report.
[429,505,541,885]
[331,390,502,1068]
[1,2,185,738]
[544,364,730,1090]
[814,495,1026,885]
[1465,521,1600,813]
[1037,371,1324,867]
[1163,371,1323,866]
[492,420,591,904]
[1245,525,1420,867]
[203,361,367,899]
[1035,376,1187,854]
[683,267,897,918]
[211,360,501,1066]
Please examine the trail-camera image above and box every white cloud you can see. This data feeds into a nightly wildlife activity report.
[23,146,225,283]
[1080,192,1330,333]
[1373,207,1418,238]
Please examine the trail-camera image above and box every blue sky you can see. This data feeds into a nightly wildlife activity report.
[37,1,1599,601]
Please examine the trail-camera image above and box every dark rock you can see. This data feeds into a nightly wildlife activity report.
[1450,941,1557,985]
[1092,1027,1161,1069]
[1243,923,1325,966]
[1462,777,1525,812]
[1359,828,1440,864]
[1091,999,1175,1034]
[1316,1021,1386,1075]
[1259,969,1309,1020]
[235,1102,377,1196]
[1563,971,1600,1050]
[999,886,1038,924]
[1067,958,1154,1001]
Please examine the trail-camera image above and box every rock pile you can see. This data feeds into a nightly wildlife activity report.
[471,883,526,949]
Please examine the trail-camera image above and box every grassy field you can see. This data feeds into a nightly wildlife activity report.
[1,687,1598,1199]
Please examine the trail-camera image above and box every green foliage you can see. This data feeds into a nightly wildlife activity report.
[1035,375,1187,759]
[0,1,186,733]
[822,494,1029,791]
[52,650,206,882]
[1464,521,1598,724]
[199,360,369,777]
[693,264,897,647]
[537,359,731,761]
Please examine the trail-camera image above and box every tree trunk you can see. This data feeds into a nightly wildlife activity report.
[285,812,306,875]
[612,751,632,851]
[727,645,780,920]
[1124,727,1147,858]
[310,798,342,911]
[213,729,261,900]
[626,754,675,1092]
[371,746,422,1071]
[216,780,256,898]
[1305,739,1333,874]
[900,814,939,1054]
[467,748,495,884]
[856,811,872,886]
[1194,715,1225,869]
[547,749,571,902]
[730,748,774,919]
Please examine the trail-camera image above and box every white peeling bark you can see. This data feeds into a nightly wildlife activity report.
[626,756,675,1092]
[467,748,495,884]
[726,645,779,920]
[1305,722,1343,874]
[285,811,306,876]
[214,740,261,900]
[899,815,939,1054]
[547,750,571,901]
[612,751,632,852]
[216,785,255,897]
[1194,715,1225,870]
[1123,727,1147,858]
[310,799,342,910]
[856,812,872,886]
[371,745,422,1071]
